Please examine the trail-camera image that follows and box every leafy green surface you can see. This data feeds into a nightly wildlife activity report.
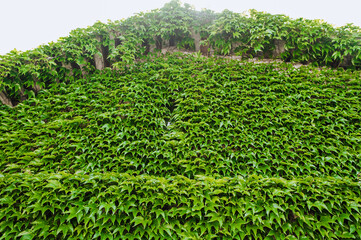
[1,1,361,107]
[0,53,361,238]
[0,172,360,239]
[1,54,360,179]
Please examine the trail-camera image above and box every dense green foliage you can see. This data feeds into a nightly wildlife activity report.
[1,54,361,179]
[1,172,360,239]
[1,0,361,238]
[1,53,361,238]
[1,0,361,106]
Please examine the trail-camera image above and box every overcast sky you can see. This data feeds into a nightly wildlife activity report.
[1,0,361,55]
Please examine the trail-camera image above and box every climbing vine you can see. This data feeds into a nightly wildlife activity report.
[1,0,361,106]
[0,53,361,238]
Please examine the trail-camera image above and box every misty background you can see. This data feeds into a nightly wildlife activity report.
[1,0,360,55]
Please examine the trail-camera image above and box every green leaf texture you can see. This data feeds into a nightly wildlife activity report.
[0,53,360,239]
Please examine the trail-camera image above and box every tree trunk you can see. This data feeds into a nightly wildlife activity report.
[33,78,43,93]
[0,91,13,107]
[62,63,73,76]
[190,29,201,52]
[200,37,210,56]
[94,36,105,70]
[155,36,163,50]
[273,39,286,58]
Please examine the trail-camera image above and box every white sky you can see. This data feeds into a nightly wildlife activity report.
[1,0,361,55]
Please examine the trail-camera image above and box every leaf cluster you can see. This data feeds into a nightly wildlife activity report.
[1,1,361,106]
[0,172,360,239]
[1,54,360,181]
